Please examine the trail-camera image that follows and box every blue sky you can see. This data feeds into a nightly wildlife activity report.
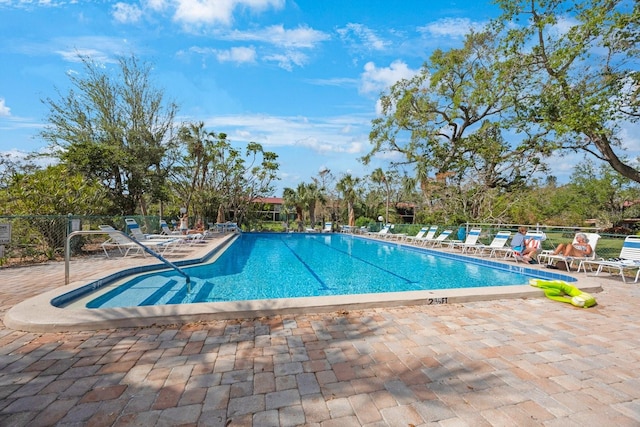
[2,0,636,195]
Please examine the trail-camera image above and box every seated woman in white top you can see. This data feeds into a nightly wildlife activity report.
[551,233,592,257]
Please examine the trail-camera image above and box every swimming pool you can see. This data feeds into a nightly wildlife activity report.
[71,233,571,309]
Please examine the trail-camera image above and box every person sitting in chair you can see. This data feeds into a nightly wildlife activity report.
[551,233,592,257]
[511,226,539,263]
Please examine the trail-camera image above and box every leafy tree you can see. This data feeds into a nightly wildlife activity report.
[0,164,110,257]
[568,160,640,226]
[41,54,178,215]
[364,31,545,194]
[2,164,109,216]
[172,124,279,226]
[494,0,640,182]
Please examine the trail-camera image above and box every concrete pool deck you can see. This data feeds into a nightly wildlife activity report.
[1,234,640,425]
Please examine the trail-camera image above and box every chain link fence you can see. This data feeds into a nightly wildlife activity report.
[0,215,162,267]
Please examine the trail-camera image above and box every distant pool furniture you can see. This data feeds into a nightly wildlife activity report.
[214,222,239,233]
[406,225,438,245]
[367,224,391,238]
[322,222,333,232]
[578,235,640,282]
[473,231,512,257]
[100,225,179,257]
[126,218,179,241]
[424,229,453,248]
[401,226,429,243]
[160,219,182,235]
[447,227,482,252]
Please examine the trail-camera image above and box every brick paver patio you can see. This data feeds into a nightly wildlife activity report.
[1,247,640,426]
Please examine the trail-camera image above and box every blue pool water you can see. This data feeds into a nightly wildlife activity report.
[81,233,564,309]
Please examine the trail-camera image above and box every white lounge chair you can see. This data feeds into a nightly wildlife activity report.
[367,224,391,238]
[578,235,640,282]
[405,226,438,245]
[100,225,179,257]
[159,219,182,236]
[126,218,186,241]
[473,231,512,257]
[322,222,333,232]
[447,228,482,252]
[424,229,453,247]
[401,226,428,243]
[538,232,600,270]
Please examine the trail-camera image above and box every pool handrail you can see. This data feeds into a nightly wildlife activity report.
[65,229,191,289]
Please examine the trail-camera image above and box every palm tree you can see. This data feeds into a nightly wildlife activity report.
[304,182,326,228]
[371,168,390,223]
[336,174,361,227]
[283,186,305,231]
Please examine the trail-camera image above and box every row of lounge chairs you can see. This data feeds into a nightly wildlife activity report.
[366,224,640,282]
[368,225,513,256]
[100,218,233,258]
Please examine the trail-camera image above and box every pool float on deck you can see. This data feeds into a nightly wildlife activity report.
[529,279,597,308]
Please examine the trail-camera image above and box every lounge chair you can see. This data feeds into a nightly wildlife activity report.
[159,219,182,236]
[401,226,429,243]
[322,222,333,232]
[385,225,410,241]
[214,222,239,233]
[405,226,438,245]
[100,225,179,257]
[126,218,184,241]
[578,235,640,282]
[446,228,482,252]
[538,233,600,270]
[473,231,512,257]
[423,229,453,247]
[492,230,546,261]
[367,224,391,238]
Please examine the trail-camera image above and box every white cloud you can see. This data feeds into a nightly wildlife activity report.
[112,2,143,24]
[263,50,308,71]
[360,60,419,95]
[215,46,257,64]
[0,98,11,117]
[225,25,330,49]
[56,48,118,64]
[337,23,390,52]
[418,18,485,38]
[145,0,168,11]
[203,113,371,155]
[173,0,284,26]
[304,77,358,88]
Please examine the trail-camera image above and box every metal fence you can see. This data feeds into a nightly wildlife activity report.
[0,215,162,267]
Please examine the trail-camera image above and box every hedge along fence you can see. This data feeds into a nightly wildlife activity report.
[0,215,162,267]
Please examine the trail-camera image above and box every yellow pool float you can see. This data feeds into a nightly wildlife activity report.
[529,279,597,308]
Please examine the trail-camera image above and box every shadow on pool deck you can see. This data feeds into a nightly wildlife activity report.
[1,235,639,425]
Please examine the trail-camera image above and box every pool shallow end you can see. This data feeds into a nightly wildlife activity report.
[5,278,603,333]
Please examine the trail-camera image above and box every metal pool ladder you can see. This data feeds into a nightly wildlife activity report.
[65,229,191,290]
